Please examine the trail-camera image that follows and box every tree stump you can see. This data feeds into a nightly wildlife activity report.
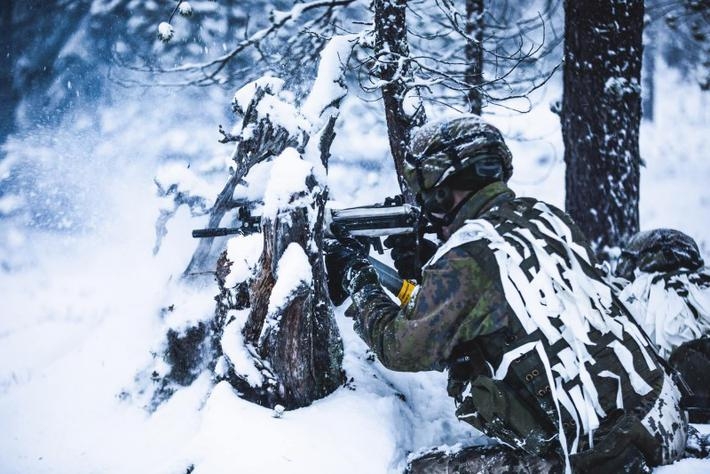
[245,171,344,408]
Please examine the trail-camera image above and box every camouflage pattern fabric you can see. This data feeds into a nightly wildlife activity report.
[612,229,710,424]
[405,444,563,474]
[347,181,686,471]
[405,440,656,474]
[616,228,704,281]
[669,336,710,423]
[403,115,513,194]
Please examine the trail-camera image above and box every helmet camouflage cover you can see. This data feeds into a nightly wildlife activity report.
[616,228,705,280]
[403,114,513,194]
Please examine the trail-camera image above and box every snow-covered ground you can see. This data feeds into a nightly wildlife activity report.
[0,62,708,473]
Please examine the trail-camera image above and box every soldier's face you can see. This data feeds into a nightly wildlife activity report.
[430,189,472,241]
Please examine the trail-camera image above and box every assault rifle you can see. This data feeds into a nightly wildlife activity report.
[191,195,422,254]
[191,195,422,305]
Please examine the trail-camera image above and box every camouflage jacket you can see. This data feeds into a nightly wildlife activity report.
[349,182,672,460]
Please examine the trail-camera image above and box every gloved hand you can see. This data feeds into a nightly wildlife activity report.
[383,233,438,281]
[324,234,379,305]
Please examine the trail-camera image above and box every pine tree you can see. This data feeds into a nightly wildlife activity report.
[562,0,644,257]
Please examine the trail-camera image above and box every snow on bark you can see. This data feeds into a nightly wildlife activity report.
[562,0,644,259]
[261,148,316,220]
[301,34,357,127]
[224,234,263,288]
[221,314,264,388]
[232,77,285,116]
[373,0,425,201]
[266,242,313,315]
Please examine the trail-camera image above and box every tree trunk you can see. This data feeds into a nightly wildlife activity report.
[465,0,484,115]
[0,1,16,150]
[373,0,425,202]
[562,0,644,257]
[642,22,656,122]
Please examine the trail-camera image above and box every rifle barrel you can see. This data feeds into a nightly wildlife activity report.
[192,227,245,238]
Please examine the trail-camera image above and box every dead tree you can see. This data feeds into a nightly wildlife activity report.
[143,59,350,408]
[190,36,355,410]
[233,87,345,407]
[562,0,644,257]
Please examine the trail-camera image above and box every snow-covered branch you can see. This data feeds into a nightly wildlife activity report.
[152,0,356,86]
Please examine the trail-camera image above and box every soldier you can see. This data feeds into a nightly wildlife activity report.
[614,228,710,424]
[325,115,687,473]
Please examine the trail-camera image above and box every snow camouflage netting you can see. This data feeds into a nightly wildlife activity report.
[429,201,683,471]
[618,269,710,358]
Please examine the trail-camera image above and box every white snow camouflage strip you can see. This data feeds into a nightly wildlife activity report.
[430,204,658,471]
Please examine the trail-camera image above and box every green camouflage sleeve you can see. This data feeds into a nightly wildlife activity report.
[350,245,506,372]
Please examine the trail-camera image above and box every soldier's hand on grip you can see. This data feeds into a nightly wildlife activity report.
[324,228,378,305]
[383,233,437,281]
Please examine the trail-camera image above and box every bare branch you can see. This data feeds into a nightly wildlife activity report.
[120,0,355,87]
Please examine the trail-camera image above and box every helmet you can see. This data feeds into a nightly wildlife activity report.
[616,228,704,280]
[403,114,513,195]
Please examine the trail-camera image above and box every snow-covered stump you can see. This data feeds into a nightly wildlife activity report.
[245,153,343,408]
[232,36,355,408]
[143,36,355,411]
[212,149,343,410]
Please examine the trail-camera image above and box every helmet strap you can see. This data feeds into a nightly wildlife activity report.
[415,165,426,194]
